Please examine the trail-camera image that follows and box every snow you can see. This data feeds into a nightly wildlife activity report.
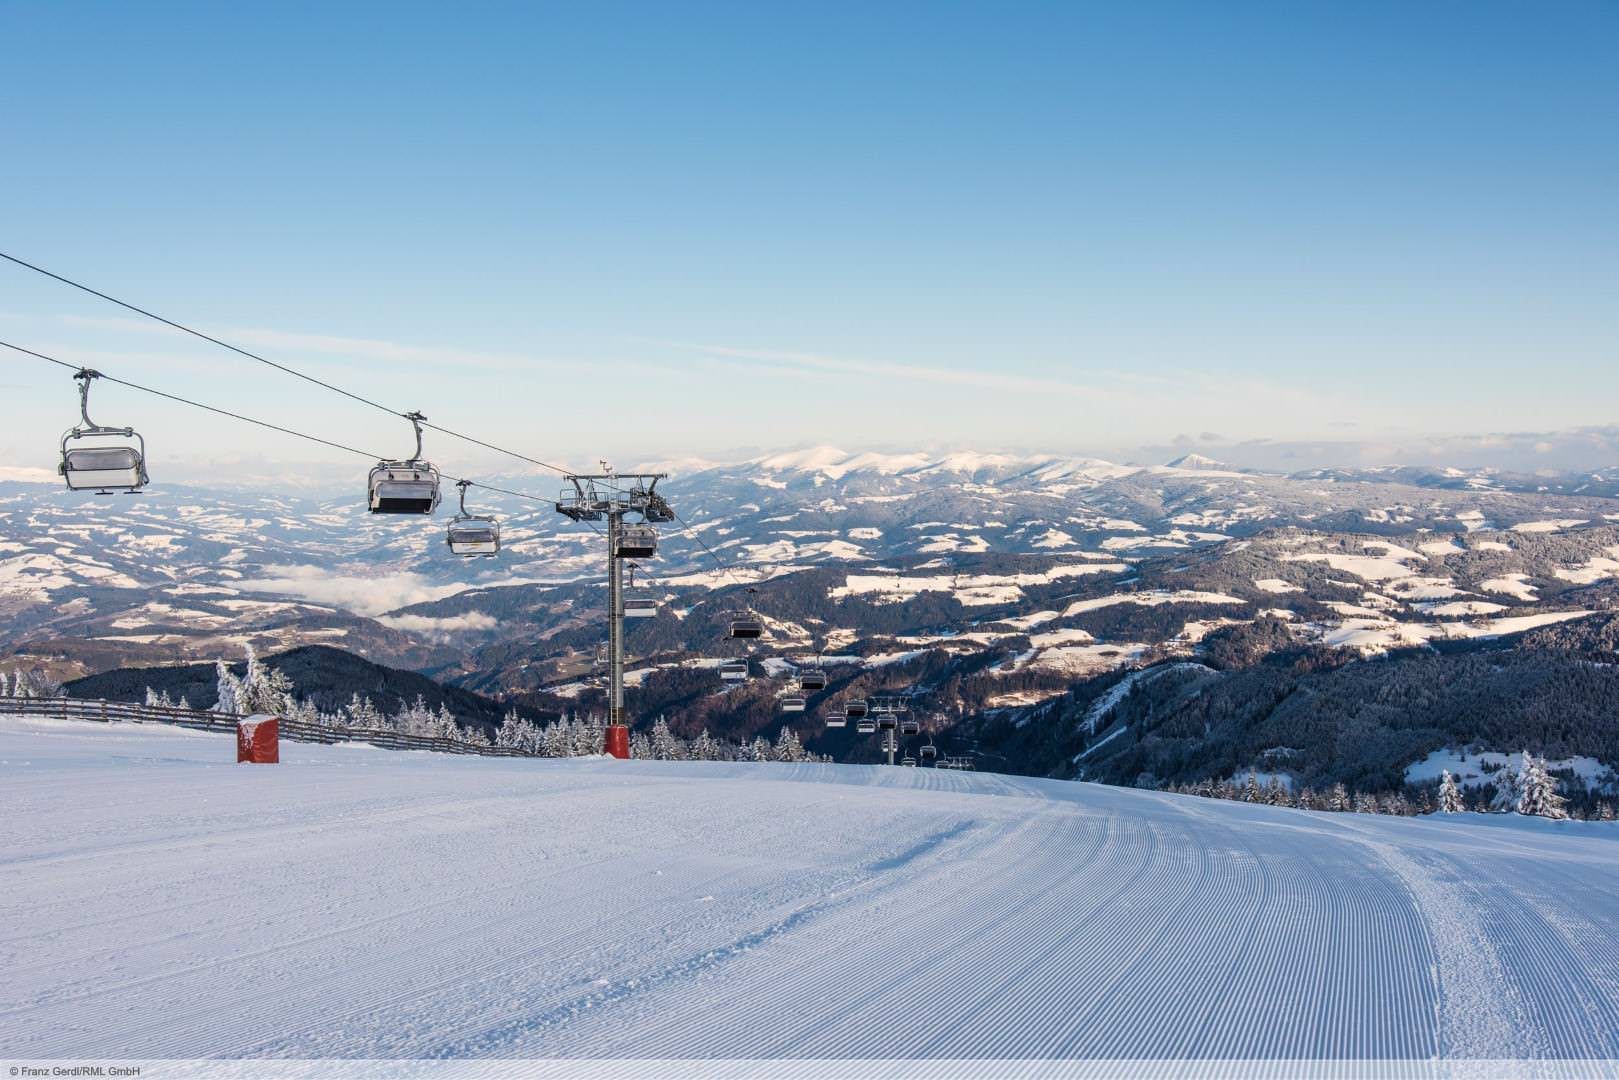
[1405,747,1615,791]
[1062,589,1245,616]
[1480,573,1538,601]
[6,715,1619,1063]
[1511,519,1588,534]
[829,563,1128,607]
[1253,578,1303,594]
[1279,549,1418,582]
[1553,547,1619,585]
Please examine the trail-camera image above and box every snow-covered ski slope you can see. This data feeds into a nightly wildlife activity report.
[3,715,1619,1070]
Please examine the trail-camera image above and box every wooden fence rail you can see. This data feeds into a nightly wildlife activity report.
[0,696,540,758]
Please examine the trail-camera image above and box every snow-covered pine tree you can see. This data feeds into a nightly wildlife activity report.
[775,726,805,763]
[1265,777,1289,806]
[344,693,382,730]
[584,714,606,756]
[1242,773,1262,803]
[1597,802,1616,822]
[650,716,684,760]
[1295,787,1318,811]
[629,731,652,759]
[496,710,526,749]
[214,659,243,715]
[748,735,772,763]
[1326,783,1350,811]
[1516,753,1568,819]
[542,719,569,757]
[1438,769,1464,813]
[1353,792,1379,814]
[691,728,718,761]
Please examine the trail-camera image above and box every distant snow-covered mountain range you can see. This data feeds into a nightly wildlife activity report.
[10,444,1619,796]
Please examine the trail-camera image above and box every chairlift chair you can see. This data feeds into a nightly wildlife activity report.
[729,616,764,639]
[446,480,500,556]
[856,718,877,735]
[59,370,149,494]
[920,740,938,762]
[369,412,441,514]
[901,718,920,736]
[615,524,658,559]
[781,696,806,713]
[824,710,847,729]
[719,660,749,682]
[624,598,658,618]
[798,668,827,691]
[878,714,898,732]
[901,756,917,768]
[845,699,869,719]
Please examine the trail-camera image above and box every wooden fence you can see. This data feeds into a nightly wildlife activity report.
[1,696,540,758]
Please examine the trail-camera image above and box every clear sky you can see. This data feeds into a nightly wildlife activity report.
[2,1,1616,479]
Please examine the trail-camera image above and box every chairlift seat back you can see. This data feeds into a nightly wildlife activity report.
[624,598,658,618]
[845,699,868,718]
[729,618,764,639]
[799,671,827,690]
[370,463,441,514]
[615,525,658,559]
[781,696,805,713]
[61,443,147,493]
[878,715,898,731]
[447,519,500,556]
[719,661,749,682]
[901,719,920,736]
[824,714,847,728]
[856,719,876,734]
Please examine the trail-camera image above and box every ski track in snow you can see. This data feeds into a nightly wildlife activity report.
[3,715,1618,1063]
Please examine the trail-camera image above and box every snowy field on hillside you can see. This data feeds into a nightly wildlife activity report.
[3,716,1619,1074]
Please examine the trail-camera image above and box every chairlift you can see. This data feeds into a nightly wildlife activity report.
[621,562,656,617]
[446,480,500,556]
[59,369,149,494]
[615,524,658,559]
[824,711,847,729]
[878,714,898,732]
[856,718,877,735]
[845,699,869,719]
[920,742,938,762]
[901,718,920,736]
[369,412,441,514]
[719,660,749,682]
[726,586,765,639]
[781,696,806,713]
[799,668,827,691]
[901,756,917,768]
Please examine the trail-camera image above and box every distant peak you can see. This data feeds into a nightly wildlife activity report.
[1165,452,1227,470]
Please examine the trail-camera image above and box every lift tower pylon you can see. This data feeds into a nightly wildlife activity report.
[554,469,673,758]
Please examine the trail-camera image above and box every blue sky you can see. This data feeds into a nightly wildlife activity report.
[2,1,1616,477]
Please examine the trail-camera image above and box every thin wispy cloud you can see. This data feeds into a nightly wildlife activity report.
[57,314,542,373]
[682,342,1130,402]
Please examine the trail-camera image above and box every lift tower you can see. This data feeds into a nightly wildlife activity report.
[555,469,673,758]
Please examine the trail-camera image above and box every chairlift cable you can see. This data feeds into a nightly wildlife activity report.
[0,250,584,482]
[0,339,557,505]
